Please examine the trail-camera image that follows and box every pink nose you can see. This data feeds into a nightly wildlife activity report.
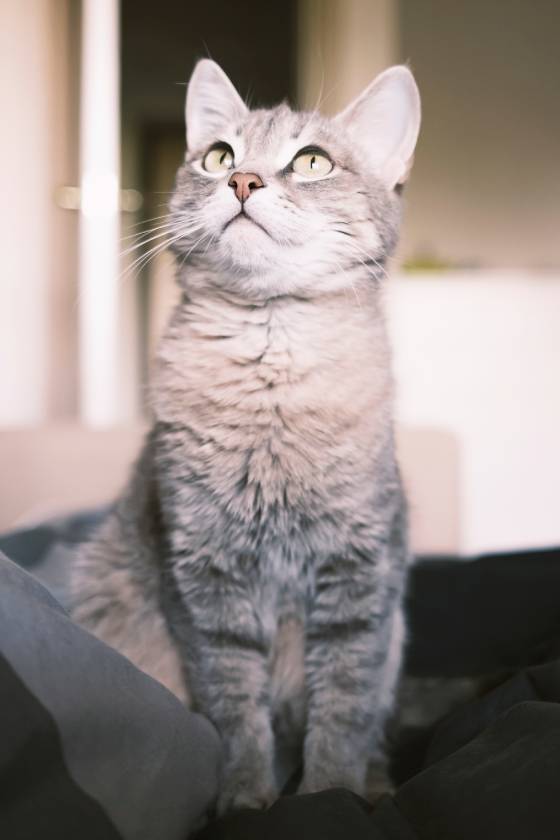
[228,172,265,203]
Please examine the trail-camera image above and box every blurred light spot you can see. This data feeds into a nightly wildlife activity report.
[121,189,143,212]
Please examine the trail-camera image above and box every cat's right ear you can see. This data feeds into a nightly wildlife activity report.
[335,65,421,190]
[185,59,248,152]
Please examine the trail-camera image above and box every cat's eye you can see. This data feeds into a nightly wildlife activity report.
[203,143,234,173]
[292,149,333,179]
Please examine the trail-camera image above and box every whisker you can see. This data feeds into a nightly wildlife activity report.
[122,212,174,232]
[332,257,363,309]
[120,222,204,280]
[350,247,390,284]
[353,249,390,282]
[120,224,199,258]
[334,233,391,283]
[121,223,179,252]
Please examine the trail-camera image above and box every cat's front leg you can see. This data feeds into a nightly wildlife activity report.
[173,563,277,814]
[299,547,403,798]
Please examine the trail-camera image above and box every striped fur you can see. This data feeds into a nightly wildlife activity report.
[73,60,420,813]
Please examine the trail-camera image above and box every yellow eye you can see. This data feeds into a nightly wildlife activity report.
[203,144,234,173]
[292,150,333,179]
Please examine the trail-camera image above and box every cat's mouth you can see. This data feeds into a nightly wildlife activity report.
[223,209,271,238]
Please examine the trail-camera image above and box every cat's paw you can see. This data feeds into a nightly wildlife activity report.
[217,781,276,815]
[298,765,365,797]
[364,761,394,803]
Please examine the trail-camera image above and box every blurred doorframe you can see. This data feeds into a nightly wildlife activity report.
[137,126,184,379]
[297,0,398,112]
[0,0,146,531]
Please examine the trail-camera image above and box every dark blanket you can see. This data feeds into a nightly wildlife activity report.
[199,664,560,839]
[2,512,560,839]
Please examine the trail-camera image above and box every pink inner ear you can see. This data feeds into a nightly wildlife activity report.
[334,65,420,189]
[186,59,248,152]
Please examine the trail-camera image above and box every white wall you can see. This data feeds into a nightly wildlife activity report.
[388,273,560,555]
[0,1,54,424]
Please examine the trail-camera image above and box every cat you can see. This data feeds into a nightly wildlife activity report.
[72,58,421,814]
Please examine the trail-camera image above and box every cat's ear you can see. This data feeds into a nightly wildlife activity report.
[185,59,248,152]
[335,65,421,189]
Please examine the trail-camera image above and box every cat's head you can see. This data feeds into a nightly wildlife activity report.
[170,59,420,298]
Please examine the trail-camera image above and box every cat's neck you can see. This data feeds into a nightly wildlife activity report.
[153,272,393,431]
[176,259,386,304]
[156,268,390,392]
[172,277,385,353]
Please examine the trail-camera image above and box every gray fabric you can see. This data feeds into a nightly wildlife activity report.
[0,552,221,839]
[0,507,107,606]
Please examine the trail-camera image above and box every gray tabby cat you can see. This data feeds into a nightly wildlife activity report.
[72,59,421,813]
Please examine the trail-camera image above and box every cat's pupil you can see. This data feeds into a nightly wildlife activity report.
[220,151,227,165]
[310,155,317,169]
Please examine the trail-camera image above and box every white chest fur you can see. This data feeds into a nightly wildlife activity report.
[153,288,392,510]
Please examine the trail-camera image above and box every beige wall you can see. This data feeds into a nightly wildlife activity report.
[2,1,53,423]
[0,0,80,424]
[0,425,145,529]
[297,0,560,269]
[399,0,560,269]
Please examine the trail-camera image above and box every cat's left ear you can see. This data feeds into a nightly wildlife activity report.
[335,65,421,189]
[185,59,248,152]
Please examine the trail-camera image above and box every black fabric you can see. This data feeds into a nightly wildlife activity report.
[0,652,122,840]
[196,788,417,840]
[198,661,560,840]
[406,548,560,677]
[396,700,560,840]
[393,674,560,839]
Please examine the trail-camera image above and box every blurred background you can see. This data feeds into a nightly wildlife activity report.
[1,0,559,556]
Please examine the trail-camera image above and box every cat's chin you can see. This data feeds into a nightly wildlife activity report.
[224,213,271,241]
[221,220,276,272]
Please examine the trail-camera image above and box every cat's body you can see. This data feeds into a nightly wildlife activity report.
[73,60,420,812]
